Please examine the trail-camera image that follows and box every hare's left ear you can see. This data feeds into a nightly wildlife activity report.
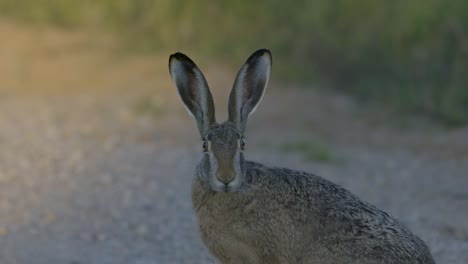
[169,52,216,136]
[228,49,272,133]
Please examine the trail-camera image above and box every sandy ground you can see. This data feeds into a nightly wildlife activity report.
[0,21,467,264]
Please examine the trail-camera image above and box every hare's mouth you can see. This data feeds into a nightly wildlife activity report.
[211,177,241,193]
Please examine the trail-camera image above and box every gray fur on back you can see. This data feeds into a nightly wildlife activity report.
[193,161,435,264]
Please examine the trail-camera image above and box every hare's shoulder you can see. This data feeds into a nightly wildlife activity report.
[246,161,406,235]
[248,162,369,206]
[246,162,433,260]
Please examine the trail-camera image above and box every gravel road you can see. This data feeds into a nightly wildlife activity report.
[0,22,467,264]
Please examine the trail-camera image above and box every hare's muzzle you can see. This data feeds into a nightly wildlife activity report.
[216,170,236,185]
[213,169,242,193]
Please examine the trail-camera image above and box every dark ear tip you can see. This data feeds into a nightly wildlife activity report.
[169,52,196,66]
[246,49,272,65]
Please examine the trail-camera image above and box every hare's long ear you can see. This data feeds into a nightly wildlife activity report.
[228,49,271,133]
[169,52,215,136]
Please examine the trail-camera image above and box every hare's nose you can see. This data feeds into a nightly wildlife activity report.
[216,171,235,184]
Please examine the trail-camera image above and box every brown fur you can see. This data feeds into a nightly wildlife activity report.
[193,161,434,264]
[170,49,435,264]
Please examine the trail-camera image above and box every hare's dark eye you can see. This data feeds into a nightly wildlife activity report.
[240,138,246,150]
[202,140,209,152]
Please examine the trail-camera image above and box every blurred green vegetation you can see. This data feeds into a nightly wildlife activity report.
[1,0,467,125]
[280,140,335,162]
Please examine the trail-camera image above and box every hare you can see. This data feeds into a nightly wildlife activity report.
[169,49,435,264]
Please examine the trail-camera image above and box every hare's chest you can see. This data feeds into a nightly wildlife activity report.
[193,192,264,262]
[195,193,254,236]
[197,207,261,263]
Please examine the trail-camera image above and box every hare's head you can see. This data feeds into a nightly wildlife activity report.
[169,49,271,192]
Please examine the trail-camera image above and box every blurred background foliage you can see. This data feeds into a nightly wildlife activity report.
[0,0,467,125]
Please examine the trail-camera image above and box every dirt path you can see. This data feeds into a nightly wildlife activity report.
[0,22,467,264]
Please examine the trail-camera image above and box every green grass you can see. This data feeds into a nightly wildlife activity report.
[0,0,467,125]
[280,140,335,162]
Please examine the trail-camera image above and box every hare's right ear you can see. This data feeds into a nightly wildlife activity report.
[169,53,216,136]
[228,49,272,133]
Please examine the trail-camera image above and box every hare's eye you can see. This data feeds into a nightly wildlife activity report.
[239,138,246,150]
[202,140,209,152]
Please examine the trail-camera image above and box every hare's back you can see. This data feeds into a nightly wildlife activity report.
[245,162,435,263]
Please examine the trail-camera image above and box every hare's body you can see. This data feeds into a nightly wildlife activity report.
[169,49,435,263]
[193,160,433,264]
